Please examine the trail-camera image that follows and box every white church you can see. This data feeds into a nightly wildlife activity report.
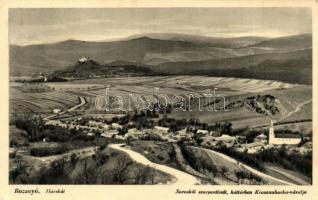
[268,120,301,145]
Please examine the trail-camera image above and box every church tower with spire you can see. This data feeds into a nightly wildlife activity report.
[267,119,301,145]
[268,119,275,144]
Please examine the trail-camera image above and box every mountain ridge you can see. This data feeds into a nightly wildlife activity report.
[10,33,312,84]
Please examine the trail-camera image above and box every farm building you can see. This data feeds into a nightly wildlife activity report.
[45,120,67,128]
[210,131,222,137]
[176,128,193,138]
[88,120,104,127]
[236,135,247,143]
[101,130,119,138]
[87,120,110,130]
[268,120,301,145]
[115,135,125,140]
[152,128,170,138]
[240,142,264,154]
[197,129,209,135]
[254,133,267,143]
[195,129,211,138]
[297,142,312,154]
[77,125,91,131]
[177,128,187,135]
[101,124,110,130]
[154,126,169,133]
[126,128,143,139]
[87,132,95,137]
[111,123,123,129]
[52,108,61,114]
[215,134,236,142]
[173,131,192,140]
[9,148,16,158]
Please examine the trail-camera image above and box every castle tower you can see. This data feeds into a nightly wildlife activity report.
[268,119,275,144]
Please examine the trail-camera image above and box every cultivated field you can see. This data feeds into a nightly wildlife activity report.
[10,88,80,115]
[10,76,312,129]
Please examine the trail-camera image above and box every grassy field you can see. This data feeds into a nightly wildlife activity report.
[273,122,312,134]
[9,125,29,146]
[129,140,179,169]
[188,147,241,175]
[182,146,238,184]
[10,76,312,129]
[169,107,270,129]
[264,164,311,185]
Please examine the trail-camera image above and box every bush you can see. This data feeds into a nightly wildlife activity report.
[99,142,109,151]
[9,150,17,158]
[180,145,218,176]
[10,139,19,147]
[93,153,109,166]
[214,146,265,171]
[235,170,262,183]
[70,153,78,167]
[157,155,165,161]
[30,145,70,157]
[50,158,66,175]
[255,147,312,178]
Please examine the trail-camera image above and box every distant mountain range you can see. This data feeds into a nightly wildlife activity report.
[10,33,312,84]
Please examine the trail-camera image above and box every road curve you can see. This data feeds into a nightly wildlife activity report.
[109,144,200,185]
[68,97,86,111]
[195,147,294,185]
[44,96,86,120]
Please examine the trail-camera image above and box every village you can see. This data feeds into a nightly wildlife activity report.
[7,6,314,187]
[44,116,312,156]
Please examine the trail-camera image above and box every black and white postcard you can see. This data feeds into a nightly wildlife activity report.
[0,1,317,200]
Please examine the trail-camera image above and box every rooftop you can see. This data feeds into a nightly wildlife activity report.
[275,133,301,139]
[256,133,267,139]
[243,142,264,148]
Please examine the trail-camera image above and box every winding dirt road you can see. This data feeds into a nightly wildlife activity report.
[281,99,312,121]
[44,96,86,120]
[109,144,200,185]
[68,97,86,111]
[194,147,294,185]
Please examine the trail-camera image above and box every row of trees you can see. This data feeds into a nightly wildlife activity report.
[30,145,70,157]
[235,170,262,184]
[213,145,265,172]
[12,115,96,143]
[213,144,312,179]
[254,146,312,178]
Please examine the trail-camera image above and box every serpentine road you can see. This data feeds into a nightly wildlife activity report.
[44,96,86,120]
[109,144,200,185]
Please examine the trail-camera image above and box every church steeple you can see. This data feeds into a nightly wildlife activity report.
[270,119,274,127]
[268,119,275,144]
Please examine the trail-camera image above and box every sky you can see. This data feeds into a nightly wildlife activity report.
[9,8,312,45]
